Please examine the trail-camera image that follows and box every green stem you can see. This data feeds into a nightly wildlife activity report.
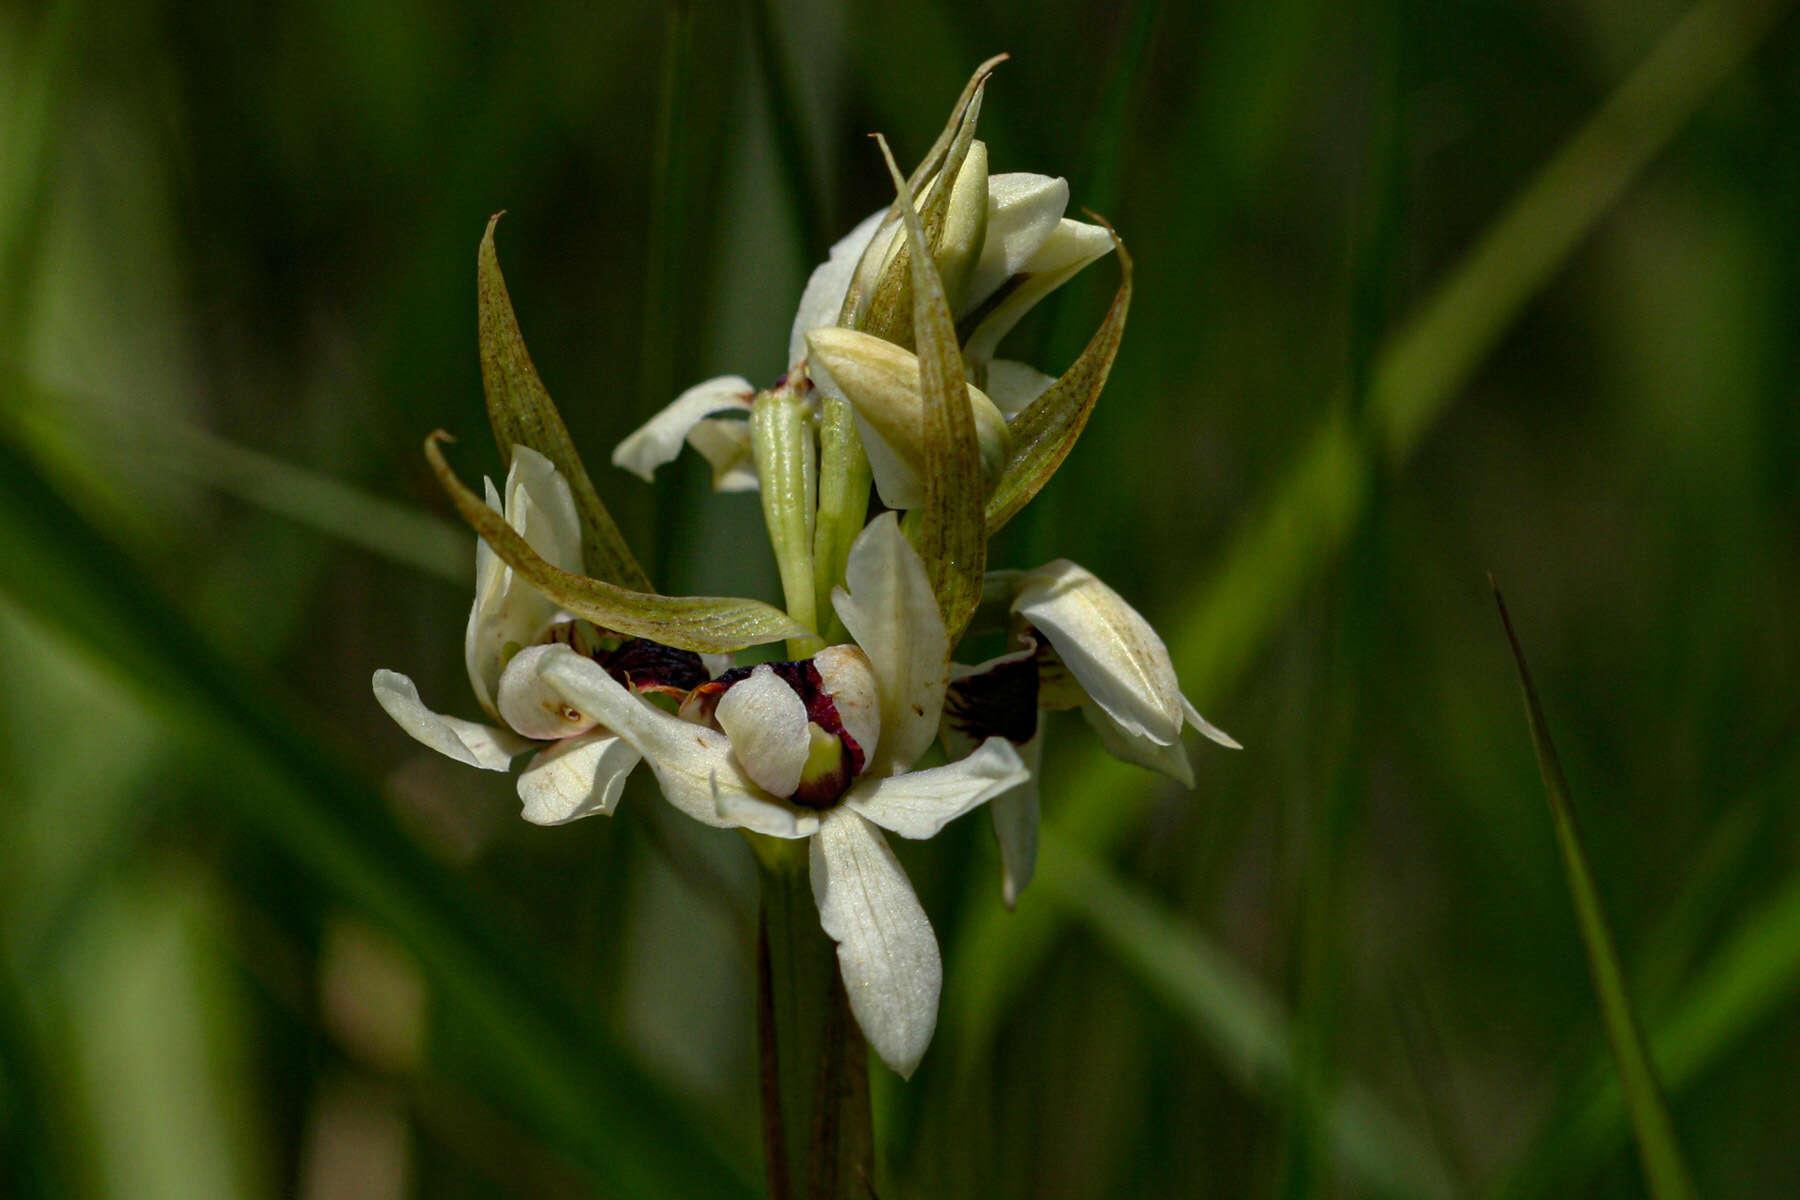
[753,837,874,1200]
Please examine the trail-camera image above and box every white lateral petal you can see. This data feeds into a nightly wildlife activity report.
[540,649,765,828]
[1182,696,1243,750]
[497,644,602,740]
[372,670,529,770]
[984,359,1056,417]
[506,446,585,576]
[965,173,1069,312]
[845,736,1027,840]
[685,417,760,492]
[963,219,1114,366]
[1081,703,1195,787]
[789,207,890,368]
[517,733,640,825]
[1014,560,1184,745]
[810,811,941,1078]
[714,665,810,799]
[714,786,821,840]
[989,732,1043,909]
[831,514,950,776]
[814,645,881,764]
[611,376,755,483]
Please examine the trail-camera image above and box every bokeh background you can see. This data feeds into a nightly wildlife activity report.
[3,0,1797,1196]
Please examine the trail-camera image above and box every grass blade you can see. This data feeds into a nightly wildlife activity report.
[1491,581,1696,1200]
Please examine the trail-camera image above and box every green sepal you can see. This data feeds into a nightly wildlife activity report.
[478,214,653,592]
[984,216,1132,536]
[426,431,810,653]
[843,55,1005,346]
[875,135,986,644]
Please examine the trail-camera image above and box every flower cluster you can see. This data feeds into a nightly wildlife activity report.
[375,60,1234,1078]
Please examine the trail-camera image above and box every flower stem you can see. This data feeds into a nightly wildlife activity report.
[752,836,874,1199]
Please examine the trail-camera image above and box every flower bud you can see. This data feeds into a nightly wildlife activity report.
[804,327,1012,510]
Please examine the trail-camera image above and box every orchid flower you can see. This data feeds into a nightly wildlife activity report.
[941,560,1240,906]
[537,514,1028,1076]
[610,142,1112,495]
[372,447,711,825]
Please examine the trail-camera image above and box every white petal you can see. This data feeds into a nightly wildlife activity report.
[684,417,760,492]
[462,450,582,715]
[810,810,941,1078]
[509,447,583,566]
[1014,560,1184,746]
[517,733,640,825]
[830,514,950,776]
[989,733,1042,909]
[845,737,1027,840]
[372,669,529,770]
[714,787,821,840]
[788,207,891,369]
[814,645,881,763]
[497,644,601,740]
[610,376,755,484]
[540,649,766,828]
[964,173,1069,312]
[1183,695,1243,750]
[714,665,810,798]
[963,218,1115,366]
[1081,703,1194,787]
[984,359,1056,417]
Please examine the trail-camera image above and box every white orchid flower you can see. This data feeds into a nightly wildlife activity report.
[373,447,711,825]
[941,560,1240,905]
[539,514,1028,1077]
[611,142,1110,498]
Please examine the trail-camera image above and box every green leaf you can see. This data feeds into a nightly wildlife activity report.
[478,214,653,592]
[1492,581,1696,1200]
[875,135,985,643]
[984,217,1132,535]
[426,431,810,653]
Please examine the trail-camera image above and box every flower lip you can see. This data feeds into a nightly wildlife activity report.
[943,634,1041,746]
[536,620,710,696]
[696,658,868,778]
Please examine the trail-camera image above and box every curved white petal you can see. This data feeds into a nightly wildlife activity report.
[684,417,760,492]
[517,733,640,825]
[806,329,1011,511]
[540,649,765,828]
[984,359,1056,417]
[714,665,810,798]
[498,644,602,740]
[845,737,1027,840]
[1081,703,1194,787]
[463,449,582,715]
[810,810,941,1078]
[831,514,950,776]
[989,732,1042,909]
[963,218,1115,366]
[789,207,891,369]
[1182,695,1242,750]
[964,173,1069,312]
[610,376,755,484]
[714,787,821,840]
[372,670,529,770]
[814,645,881,764]
[1014,560,1183,746]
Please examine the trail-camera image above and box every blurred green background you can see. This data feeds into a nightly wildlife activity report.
[3,0,1797,1196]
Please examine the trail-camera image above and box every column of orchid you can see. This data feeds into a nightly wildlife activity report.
[374,57,1235,1200]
